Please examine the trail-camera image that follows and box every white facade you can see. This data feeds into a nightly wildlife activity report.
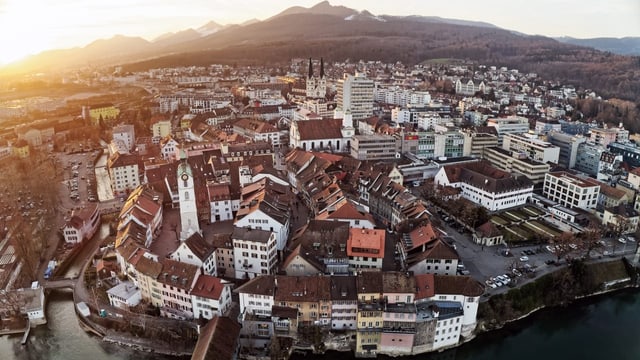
[109,158,141,197]
[161,138,179,160]
[191,279,233,319]
[235,206,290,253]
[337,72,374,124]
[542,172,600,209]
[487,116,530,145]
[232,228,278,279]
[112,124,135,152]
[178,161,200,240]
[239,292,274,317]
[502,133,560,164]
[107,282,142,309]
[170,241,217,276]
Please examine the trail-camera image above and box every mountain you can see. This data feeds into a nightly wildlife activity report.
[268,0,358,20]
[240,18,260,26]
[152,29,201,47]
[196,20,225,36]
[1,1,638,104]
[555,36,640,56]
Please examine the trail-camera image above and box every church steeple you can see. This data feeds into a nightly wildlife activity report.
[320,57,325,78]
[308,57,313,78]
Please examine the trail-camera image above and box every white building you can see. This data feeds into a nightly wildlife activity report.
[502,133,560,164]
[542,171,600,209]
[152,120,172,142]
[487,116,530,145]
[235,274,276,317]
[232,227,278,279]
[190,275,233,319]
[177,159,200,240]
[107,152,141,198]
[337,72,374,126]
[160,136,180,161]
[170,232,217,276]
[207,183,233,223]
[234,178,291,252]
[434,161,534,211]
[347,228,385,271]
[289,117,354,153]
[62,203,100,244]
[107,281,142,309]
[112,124,135,153]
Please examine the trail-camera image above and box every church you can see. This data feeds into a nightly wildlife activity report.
[305,58,327,100]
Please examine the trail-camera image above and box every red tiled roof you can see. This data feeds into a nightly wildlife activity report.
[414,273,435,300]
[190,275,225,300]
[295,119,344,141]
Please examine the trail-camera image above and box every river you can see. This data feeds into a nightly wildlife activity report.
[294,289,640,360]
[1,285,638,359]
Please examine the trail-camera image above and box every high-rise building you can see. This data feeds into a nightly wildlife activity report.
[336,72,374,128]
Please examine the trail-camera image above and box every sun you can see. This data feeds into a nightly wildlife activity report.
[0,1,55,65]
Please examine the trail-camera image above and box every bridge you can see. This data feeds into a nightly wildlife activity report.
[41,278,77,290]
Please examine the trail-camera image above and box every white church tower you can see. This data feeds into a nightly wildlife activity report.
[178,154,199,241]
[305,58,327,99]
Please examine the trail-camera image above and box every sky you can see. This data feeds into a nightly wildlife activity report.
[0,0,639,65]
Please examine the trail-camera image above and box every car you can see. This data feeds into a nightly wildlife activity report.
[569,243,578,250]
[512,269,522,277]
[628,236,636,243]
[618,237,626,244]
[519,256,529,262]
[546,245,556,253]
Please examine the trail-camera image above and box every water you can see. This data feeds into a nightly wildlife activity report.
[294,289,640,360]
[0,292,162,360]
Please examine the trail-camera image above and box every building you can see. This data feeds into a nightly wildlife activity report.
[351,134,399,161]
[355,272,384,357]
[177,158,200,240]
[232,227,277,279]
[461,127,499,158]
[542,171,600,209]
[473,221,505,247]
[289,118,354,153]
[455,79,485,96]
[329,276,358,330]
[347,228,385,271]
[190,275,233,319]
[483,147,550,185]
[89,103,120,126]
[170,232,216,276]
[233,118,282,149]
[607,142,640,168]
[380,273,417,356]
[234,178,292,252]
[112,124,136,153]
[151,119,172,141]
[502,133,560,164]
[546,131,586,169]
[62,204,100,244]
[486,116,530,145]
[207,183,233,223]
[434,161,534,211]
[400,130,465,160]
[590,127,618,148]
[574,142,605,176]
[337,72,375,126]
[108,152,141,198]
[306,58,327,99]
[107,281,141,309]
[284,220,350,276]
[190,316,241,360]
[602,204,639,235]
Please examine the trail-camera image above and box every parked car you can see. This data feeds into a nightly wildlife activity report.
[546,245,556,253]
[618,237,626,244]
[519,256,529,262]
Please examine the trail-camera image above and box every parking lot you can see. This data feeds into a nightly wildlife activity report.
[436,212,639,298]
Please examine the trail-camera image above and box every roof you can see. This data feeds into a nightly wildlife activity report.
[347,228,385,258]
[156,258,200,291]
[271,306,299,319]
[190,275,225,300]
[134,256,163,278]
[183,232,216,261]
[414,273,435,300]
[599,183,627,200]
[475,221,502,238]
[106,281,139,300]
[231,227,273,244]
[281,244,325,273]
[234,275,276,296]
[433,275,484,297]
[356,271,383,294]
[407,223,438,250]
[407,239,459,266]
[443,160,533,193]
[295,118,344,141]
[382,272,416,294]
[274,275,330,302]
[316,201,375,224]
[329,276,357,301]
[191,316,241,360]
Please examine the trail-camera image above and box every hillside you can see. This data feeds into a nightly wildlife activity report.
[1,1,639,104]
[556,36,640,56]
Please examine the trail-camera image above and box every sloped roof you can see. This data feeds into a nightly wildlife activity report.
[191,316,241,360]
[356,271,383,294]
[407,239,459,266]
[414,273,435,300]
[433,275,484,297]
[190,275,225,300]
[234,274,276,296]
[295,119,344,141]
[184,232,215,261]
[475,221,502,238]
[382,272,416,294]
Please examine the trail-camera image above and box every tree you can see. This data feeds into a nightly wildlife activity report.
[553,231,576,262]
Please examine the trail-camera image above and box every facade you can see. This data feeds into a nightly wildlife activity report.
[546,131,586,169]
[434,161,534,211]
[483,147,550,185]
[107,281,141,309]
[461,128,498,158]
[306,58,327,99]
[347,228,385,271]
[289,118,354,153]
[542,171,600,209]
[108,152,141,198]
[351,134,399,161]
[607,142,640,168]
[190,275,232,319]
[89,104,120,126]
[170,232,217,276]
[400,131,465,160]
[232,227,277,279]
[486,116,530,145]
[337,72,375,126]
[177,159,200,240]
[502,133,560,164]
[112,124,136,153]
[590,127,618,148]
[207,183,233,223]
[152,120,172,140]
[61,203,100,244]
[574,142,605,176]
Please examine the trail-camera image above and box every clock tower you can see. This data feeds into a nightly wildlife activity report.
[178,158,199,241]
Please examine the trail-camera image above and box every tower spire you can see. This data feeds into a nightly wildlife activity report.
[308,57,313,78]
[320,57,325,78]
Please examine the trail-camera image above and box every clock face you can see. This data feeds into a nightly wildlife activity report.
[181,173,189,181]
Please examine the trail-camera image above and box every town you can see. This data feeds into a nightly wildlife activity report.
[0,56,638,360]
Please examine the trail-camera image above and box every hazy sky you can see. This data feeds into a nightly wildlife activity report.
[0,0,639,64]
